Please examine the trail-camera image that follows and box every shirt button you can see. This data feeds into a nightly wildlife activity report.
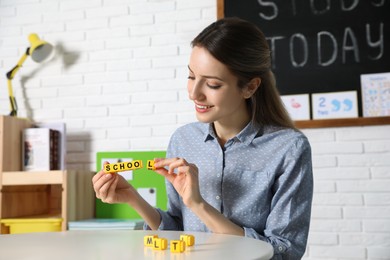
[278,246,283,252]
[216,195,220,200]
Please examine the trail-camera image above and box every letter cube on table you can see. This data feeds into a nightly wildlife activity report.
[153,238,168,250]
[144,235,158,247]
[170,240,186,253]
[180,234,195,246]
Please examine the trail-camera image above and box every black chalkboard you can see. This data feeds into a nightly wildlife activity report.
[221,0,390,116]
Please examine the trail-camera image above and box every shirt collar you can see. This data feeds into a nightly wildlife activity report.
[203,122,263,145]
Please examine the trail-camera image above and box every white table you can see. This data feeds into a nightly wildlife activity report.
[0,230,274,260]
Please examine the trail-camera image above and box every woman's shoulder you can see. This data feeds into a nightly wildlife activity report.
[263,125,311,148]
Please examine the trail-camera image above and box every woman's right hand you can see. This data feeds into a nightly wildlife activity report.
[92,162,138,205]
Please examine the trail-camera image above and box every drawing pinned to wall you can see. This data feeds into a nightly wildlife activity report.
[138,188,157,207]
[281,94,310,120]
[360,72,390,117]
[311,91,358,119]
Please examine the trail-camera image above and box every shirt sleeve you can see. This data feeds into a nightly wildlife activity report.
[243,136,313,260]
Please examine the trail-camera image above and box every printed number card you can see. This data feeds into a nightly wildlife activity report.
[311,91,358,119]
[281,94,310,120]
[360,72,390,117]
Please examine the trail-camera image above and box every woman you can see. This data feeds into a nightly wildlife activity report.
[93,17,313,259]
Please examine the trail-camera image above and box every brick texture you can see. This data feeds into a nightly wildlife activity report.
[0,1,389,259]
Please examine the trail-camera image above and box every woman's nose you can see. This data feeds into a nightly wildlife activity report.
[188,82,203,100]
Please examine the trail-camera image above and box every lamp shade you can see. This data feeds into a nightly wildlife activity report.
[28,33,53,63]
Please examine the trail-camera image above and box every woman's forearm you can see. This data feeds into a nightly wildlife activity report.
[129,193,161,230]
[191,200,244,236]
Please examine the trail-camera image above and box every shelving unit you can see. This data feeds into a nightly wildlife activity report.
[0,116,67,234]
[295,116,390,129]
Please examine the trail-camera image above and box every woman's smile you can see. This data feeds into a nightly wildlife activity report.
[195,102,214,113]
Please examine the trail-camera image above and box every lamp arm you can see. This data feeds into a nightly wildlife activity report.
[7,79,18,116]
[5,48,30,116]
[6,48,30,80]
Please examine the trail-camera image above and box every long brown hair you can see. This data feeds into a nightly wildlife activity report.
[191,17,296,129]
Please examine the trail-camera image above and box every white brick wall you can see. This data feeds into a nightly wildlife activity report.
[303,126,390,260]
[0,1,389,259]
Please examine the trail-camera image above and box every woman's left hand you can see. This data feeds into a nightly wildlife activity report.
[153,158,203,208]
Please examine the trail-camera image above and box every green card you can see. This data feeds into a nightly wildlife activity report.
[95,151,167,219]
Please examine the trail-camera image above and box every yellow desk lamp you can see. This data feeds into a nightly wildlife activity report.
[6,33,53,116]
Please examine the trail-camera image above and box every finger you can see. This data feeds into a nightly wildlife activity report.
[167,159,189,175]
[93,161,112,182]
[154,168,176,184]
[95,174,114,199]
[104,175,119,203]
[154,157,188,169]
[93,172,109,194]
[177,165,190,175]
[92,171,105,184]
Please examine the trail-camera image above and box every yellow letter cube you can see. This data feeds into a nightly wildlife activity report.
[147,160,155,170]
[153,238,168,250]
[170,240,186,253]
[144,235,158,247]
[180,234,195,246]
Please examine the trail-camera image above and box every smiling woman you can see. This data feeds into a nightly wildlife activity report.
[93,17,313,260]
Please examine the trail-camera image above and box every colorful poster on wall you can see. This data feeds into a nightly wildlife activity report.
[360,72,390,117]
[311,91,358,119]
[281,94,311,120]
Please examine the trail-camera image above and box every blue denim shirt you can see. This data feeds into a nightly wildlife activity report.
[146,122,313,260]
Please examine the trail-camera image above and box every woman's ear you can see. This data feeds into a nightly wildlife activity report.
[243,77,261,99]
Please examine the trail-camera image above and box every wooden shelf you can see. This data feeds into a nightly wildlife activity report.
[0,116,67,233]
[0,170,67,232]
[2,171,65,186]
[295,116,390,129]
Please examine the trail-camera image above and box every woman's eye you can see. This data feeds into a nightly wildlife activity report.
[187,76,195,80]
[207,83,221,89]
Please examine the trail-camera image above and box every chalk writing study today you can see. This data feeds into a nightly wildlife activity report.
[257,0,386,69]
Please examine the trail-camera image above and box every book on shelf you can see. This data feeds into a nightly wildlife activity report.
[35,122,66,170]
[67,219,144,230]
[22,127,60,171]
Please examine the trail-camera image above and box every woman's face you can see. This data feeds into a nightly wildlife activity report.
[187,46,250,126]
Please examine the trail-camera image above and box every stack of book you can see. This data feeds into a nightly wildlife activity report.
[68,219,144,231]
[22,127,60,171]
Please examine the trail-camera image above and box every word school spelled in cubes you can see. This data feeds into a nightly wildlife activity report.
[104,160,143,173]
[144,234,195,253]
[103,160,157,173]
[104,160,156,173]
